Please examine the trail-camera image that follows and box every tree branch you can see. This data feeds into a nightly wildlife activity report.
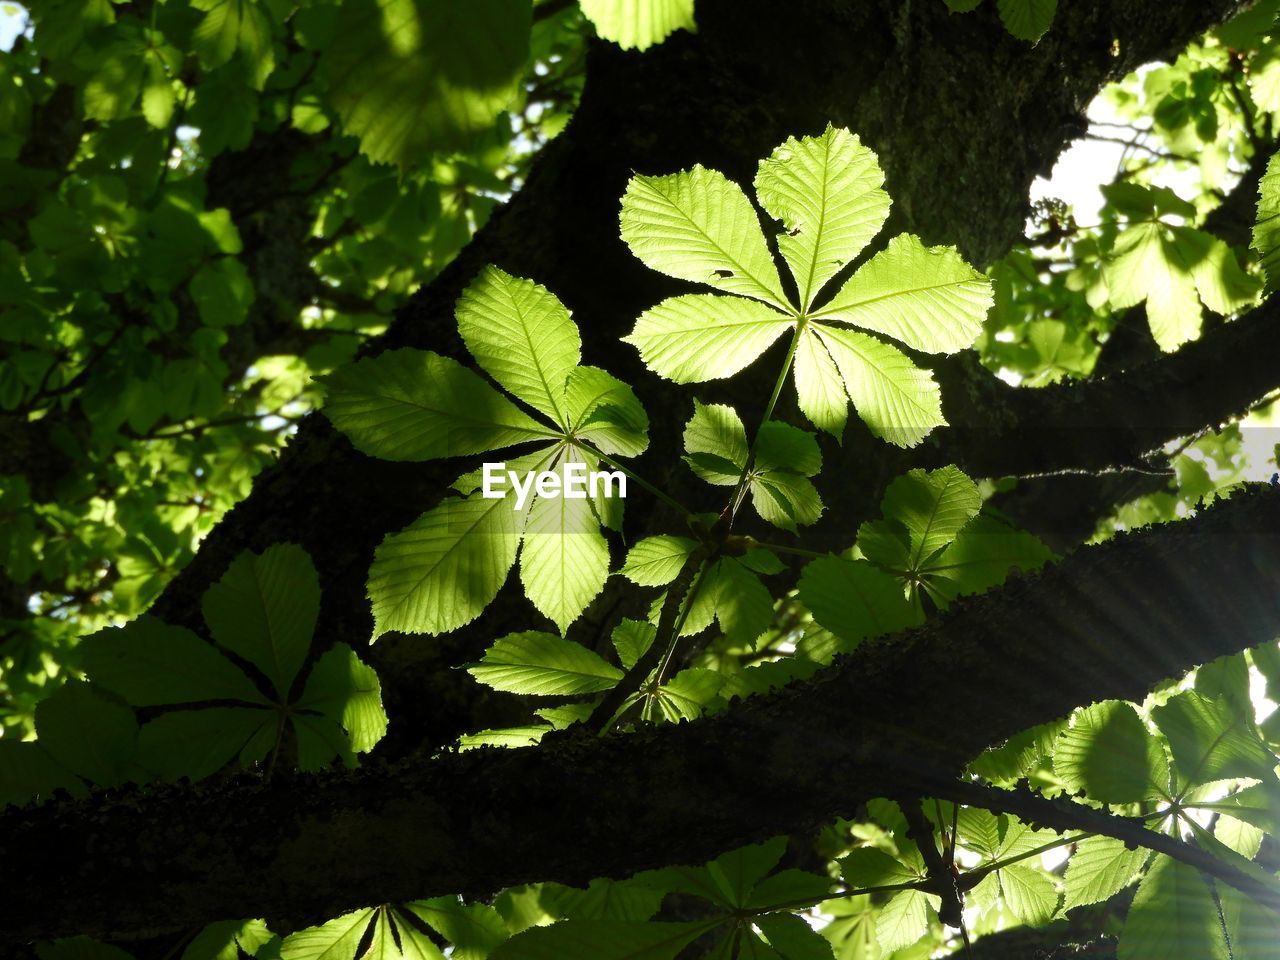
[7,484,1280,943]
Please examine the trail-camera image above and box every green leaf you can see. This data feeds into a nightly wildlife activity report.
[1173,228,1260,317]
[0,739,81,808]
[999,864,1059,925]
[797,556,923,650]
[1063,836,1149,911]
[456,265,581,424]
[402,897,509,960]
[136,707,275,781]
[191,0,274,89]
[817,234,991,354]
[1153,690,1277,787]
[751,421,825,531]
[1119,856,1229,960]
[811,324,945,448]
[322,0,530,168]
[792,326,847,437]
[839,848,919,888]
[1105,221,1201,352]
[1219,882,1280,960]
[698,557,775,646]
[368,909,446,960]
[621,165,788,309]
[996,0,1056,41]
[579,0,696,50]
[879,466,981,571]
[467,631,622,695]
[1054,701,1169,803]
[34,681,138,787]
[1253,152,1280,291]
[562,367,650,457]
[624,293,793,383]
[367,492,523,637]
[489,920,713,960]
[322,349,553,462]
[517,448,612,632]
[924,515,1054,603]
[752,913,834,960]
[190,258,255,328]
[180,919,273,960]
[297,644,388,753]
[78,617,266,706]
[754,125,890,309]
[619,536,698,587]
[611,619,657,670]
[280,909,375,960]
[202,543,319,698]
[683,401,748,484]
[874,890,931,954]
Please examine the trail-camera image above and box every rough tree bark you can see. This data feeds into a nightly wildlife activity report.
[5,485,1280,942]
[10,0,1280,950]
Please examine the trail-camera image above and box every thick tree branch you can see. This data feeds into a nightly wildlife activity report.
[7,485,1280,943]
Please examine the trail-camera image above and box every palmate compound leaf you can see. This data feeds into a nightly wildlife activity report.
[754,125,890,311]
[877,466,981,570]
[321,0,530,169]
[682,402,824,531]
[1105,218,1259,352]
[579,0,696,51]
[202,543,320,698]
[69,546,387,783]
[622,129,989,447]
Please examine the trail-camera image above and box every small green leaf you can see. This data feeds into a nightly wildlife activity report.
[875,890,932,954]
[1253,152,1280,291]
[297,643,388,753]
[579,0,696,50]
[999,864,1059,925]
[754,125,890,309]
[816,234,990,354]
[467,632,623,696]
[202,543,319,698]
[624,293,793,383]
[621,165,788,309]
[322,349,554,462]
[996,0,1056,41]
[1063,836,1149,911]
[191,0,274,88]
[682,401,748,485]
[879,466,981,571]
[562,367,650,457]
[78,617,266,706]
[619,536,698,587]
[839,848,919,887]
[456,265,581,425]
[1105,221,1201,352]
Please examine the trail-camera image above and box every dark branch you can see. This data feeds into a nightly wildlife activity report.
[7,485,1280,943]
